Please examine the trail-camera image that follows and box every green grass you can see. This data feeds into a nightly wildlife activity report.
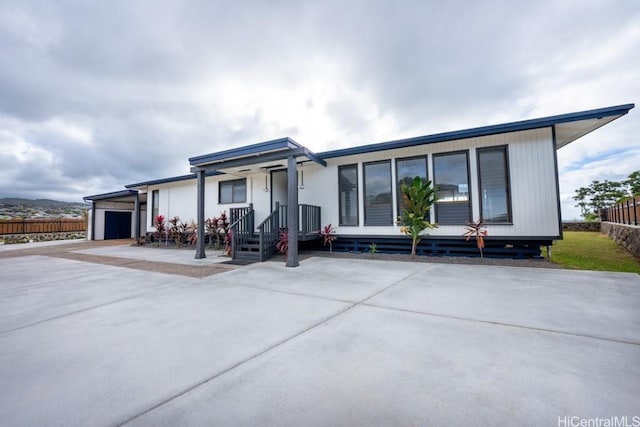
[547,231,640,273]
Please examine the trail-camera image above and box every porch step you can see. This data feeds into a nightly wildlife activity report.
[234,251,261,260]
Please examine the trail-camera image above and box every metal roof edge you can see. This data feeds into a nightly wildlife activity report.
[318,103,635,159]
[189,137,301,166]
[125,171,221,188]
[83,189,137,201]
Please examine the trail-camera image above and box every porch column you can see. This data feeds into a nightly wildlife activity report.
[133,192,140,240]
[286,155,299,267]
[90,201,96,241]
[195,169,206,259]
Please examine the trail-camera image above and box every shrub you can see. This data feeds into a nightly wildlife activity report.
[321,224,337,253]
[276,228,288,255]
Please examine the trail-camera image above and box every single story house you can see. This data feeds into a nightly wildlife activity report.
[84,103,634,266]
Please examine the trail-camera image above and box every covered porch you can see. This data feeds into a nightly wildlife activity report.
[189,138,327,267]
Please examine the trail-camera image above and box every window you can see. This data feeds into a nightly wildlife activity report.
[433,151,471,225]
[219,179,247,204]
[396,156,428,216]
[478,146,512,223]
[338,164,359,226]
[364,161,393,226]
[151,190,159,221]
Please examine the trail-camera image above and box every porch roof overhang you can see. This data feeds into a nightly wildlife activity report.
[83,189,141,203]
[125,171,221,190]
[318,103,635,158]
[189,137,327,173]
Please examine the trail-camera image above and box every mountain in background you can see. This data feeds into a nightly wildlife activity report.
[0,198,88,208]
[0,198,89,219]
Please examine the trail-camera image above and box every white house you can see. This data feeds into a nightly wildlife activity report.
[84,103,634,265]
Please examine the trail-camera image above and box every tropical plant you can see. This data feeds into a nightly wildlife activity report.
[169,216,186,247]
[368,242,378,255]
[187,220,198,246]
[276,228,288,255]
[399,176,438,257]
[206,211,229,249]
[463,221,488,258]
[154,215,167,246]
[223,230,233,256]
[321,224,337,253]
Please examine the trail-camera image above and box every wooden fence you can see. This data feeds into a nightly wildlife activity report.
[0,218,87,235]
[602,196,640,226]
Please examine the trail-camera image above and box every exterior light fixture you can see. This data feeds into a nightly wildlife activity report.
[299,169,305,190]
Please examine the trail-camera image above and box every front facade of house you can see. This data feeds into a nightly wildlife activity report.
[84,104,634,262]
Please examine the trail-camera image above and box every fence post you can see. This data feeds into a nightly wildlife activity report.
[634,197,638,226]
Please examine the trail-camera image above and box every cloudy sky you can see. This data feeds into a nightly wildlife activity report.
[0,0,638,219]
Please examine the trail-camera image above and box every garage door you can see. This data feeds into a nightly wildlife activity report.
[104,211,132,239]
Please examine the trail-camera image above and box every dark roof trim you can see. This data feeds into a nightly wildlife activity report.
[83,189,137,202]
[318,103,635,159]
[189,137,301,165]
[125,171,221,189]
[189,137,326,168]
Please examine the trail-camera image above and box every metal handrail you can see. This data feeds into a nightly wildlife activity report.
[229,205,254,259]
[257,202,280,261]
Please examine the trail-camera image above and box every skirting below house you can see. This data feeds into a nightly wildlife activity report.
[300,235,549,259]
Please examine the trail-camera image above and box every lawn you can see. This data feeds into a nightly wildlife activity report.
[548,231,640,274]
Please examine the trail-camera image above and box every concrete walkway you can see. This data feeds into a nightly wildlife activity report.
[0,241,638,426]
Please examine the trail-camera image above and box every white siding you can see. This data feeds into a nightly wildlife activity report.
[145,173,269,233]
[139,127,560,239]
[93,200,135,240]
[301,127,559,238]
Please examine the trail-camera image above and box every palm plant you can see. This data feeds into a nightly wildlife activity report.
[399,177,438,257]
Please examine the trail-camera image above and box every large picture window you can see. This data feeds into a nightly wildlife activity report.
[396,156,428,216]
[364,161,393,226]
[219,179,246,204]
[433,151,471,225]
[478,146,512,223]
[151,190,159,221]
[338,164,359,226]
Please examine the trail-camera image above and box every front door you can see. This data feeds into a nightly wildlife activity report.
[271,170,288,210]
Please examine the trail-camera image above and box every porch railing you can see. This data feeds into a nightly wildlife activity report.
[229,204,254,259]
[277,204,321,235]
[257,202,281,261]
[230,204,254,228]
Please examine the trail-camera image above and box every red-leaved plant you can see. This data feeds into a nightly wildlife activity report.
[223,230,233,256]
[154,215,166,246]
[321,224,337,253]
[206,211,229,249]
[463,221,488,258]
[276,229,288,255]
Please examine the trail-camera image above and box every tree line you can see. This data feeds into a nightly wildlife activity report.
[573,170,640,220]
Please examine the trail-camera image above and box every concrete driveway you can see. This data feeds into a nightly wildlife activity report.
[0,242,638,426]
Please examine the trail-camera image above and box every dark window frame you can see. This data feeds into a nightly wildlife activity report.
[218,178,247,204]
[433,150,472,225]
[338,164,359,226]
[363,160,393,226]
[151,190,159,222]
[477,145,513,224]
[395,155,429,219]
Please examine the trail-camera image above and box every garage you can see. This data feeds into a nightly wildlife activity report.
[104,211,132,239]
[84,190,147,241]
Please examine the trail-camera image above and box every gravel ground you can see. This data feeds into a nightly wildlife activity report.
[300,250,562,269]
